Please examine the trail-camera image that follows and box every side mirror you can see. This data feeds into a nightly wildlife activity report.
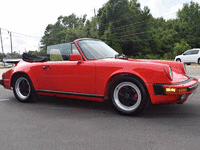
[69,54,82,62]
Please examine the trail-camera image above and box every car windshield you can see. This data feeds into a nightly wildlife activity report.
[77,40,119,60]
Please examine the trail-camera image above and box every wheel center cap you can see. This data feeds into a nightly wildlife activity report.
[125,93,130,99]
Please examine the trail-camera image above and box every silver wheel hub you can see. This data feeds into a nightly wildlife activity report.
[15,77,31,100]
[113,82,141,112]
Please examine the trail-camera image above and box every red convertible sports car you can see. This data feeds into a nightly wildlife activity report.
[0,38,199,115]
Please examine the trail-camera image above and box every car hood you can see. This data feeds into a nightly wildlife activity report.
[95,58,187,80]
[100,58,183,68]
[175,54,182,58]
[129,58,186,74]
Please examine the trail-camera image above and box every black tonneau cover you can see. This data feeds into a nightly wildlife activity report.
[22,53,49,62]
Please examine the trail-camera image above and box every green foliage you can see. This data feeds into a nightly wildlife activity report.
[31,49,46,55]
[0,51,21,59]
[144,54,161,59]
[41,13,90,49]
[178,1,200,48]
[0,53,5,61]
[97,0,152,56]
[173,39,191,56]
[40,0,200,60]
[163,52,173,60]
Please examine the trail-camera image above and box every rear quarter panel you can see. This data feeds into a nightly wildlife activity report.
[9,61,44,89]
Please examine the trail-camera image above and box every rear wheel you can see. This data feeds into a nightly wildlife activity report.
[13,74,35,103]
[198,58,200,64]
[109,76,149,116]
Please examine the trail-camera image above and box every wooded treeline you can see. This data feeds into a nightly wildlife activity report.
[40,0,200,59]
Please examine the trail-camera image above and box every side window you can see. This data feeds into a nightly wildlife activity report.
[47,43,72,61]
[72,44,80,54]
[184,51,192,55]
[191,50,199,54]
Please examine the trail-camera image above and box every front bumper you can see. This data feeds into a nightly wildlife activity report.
[151,77,199,104]
[153,77,199,95]
[0,79,4,86]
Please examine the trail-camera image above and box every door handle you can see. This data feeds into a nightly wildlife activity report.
[43,66,51,69]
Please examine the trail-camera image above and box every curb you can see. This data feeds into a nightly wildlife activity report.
[0,66,13,69]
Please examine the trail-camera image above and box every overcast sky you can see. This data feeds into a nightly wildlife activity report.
[0,0,200,54]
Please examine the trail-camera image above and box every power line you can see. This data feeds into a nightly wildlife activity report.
[0,27,42,54]
[96,0,180,28]
[101,20,183,43]
[98,11,177,28]
[98,19,152,35]
[0,27,42,38]
[98,12,177,35]
[98,19,161,38]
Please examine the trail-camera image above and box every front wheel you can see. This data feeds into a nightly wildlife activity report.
[13,74,35,103]
[198,58,200,65]
[109,76,149,116]
[176,59,181,62]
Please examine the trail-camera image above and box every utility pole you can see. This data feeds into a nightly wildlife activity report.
[9,31,13,55]
[0,28,4,54]
[94,8,99,39]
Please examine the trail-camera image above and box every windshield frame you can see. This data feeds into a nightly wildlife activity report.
[76,39,119,60]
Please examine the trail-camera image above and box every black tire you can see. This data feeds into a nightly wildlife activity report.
[177,100,186,104]
[176,58,181,62]
[186,63,191,65]
[198,58,200,65]
[13,74,35,103]
[109,76,149,116]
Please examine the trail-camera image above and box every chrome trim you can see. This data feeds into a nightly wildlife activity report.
[187,82,199,91]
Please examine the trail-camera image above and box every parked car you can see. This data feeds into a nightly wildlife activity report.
[0,39,199,115]
[175,48,200,65]
[0,61,9,67]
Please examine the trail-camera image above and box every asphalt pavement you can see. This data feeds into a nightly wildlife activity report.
[0,64,200,150]
[0,68,7,75]
[186,64,200,81]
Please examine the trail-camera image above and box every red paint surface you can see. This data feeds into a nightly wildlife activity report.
[1,39,199,104]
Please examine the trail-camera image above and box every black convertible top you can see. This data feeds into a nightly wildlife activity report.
[22,53,49,62]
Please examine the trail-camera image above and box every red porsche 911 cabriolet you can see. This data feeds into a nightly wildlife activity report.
[0,38,199,115]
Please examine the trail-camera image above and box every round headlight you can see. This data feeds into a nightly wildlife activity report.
[169,66,173,80]
[183,64,187,74]
[179,63,186,74]
[163,65,173,80]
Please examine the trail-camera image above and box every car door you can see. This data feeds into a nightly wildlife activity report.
[37,60,96,95]
[191,50,199,63]
[182,50,192,63]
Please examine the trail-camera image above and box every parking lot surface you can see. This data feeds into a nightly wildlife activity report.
[0,64,200,150]
[186,64,200,81]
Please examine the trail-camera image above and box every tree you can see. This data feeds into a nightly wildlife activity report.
[40,0,199,60]
[178,1,200,48]
[0,53,4,61]
[173,39,191,56]
[97,0,152,55]
[41,13,88,50]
